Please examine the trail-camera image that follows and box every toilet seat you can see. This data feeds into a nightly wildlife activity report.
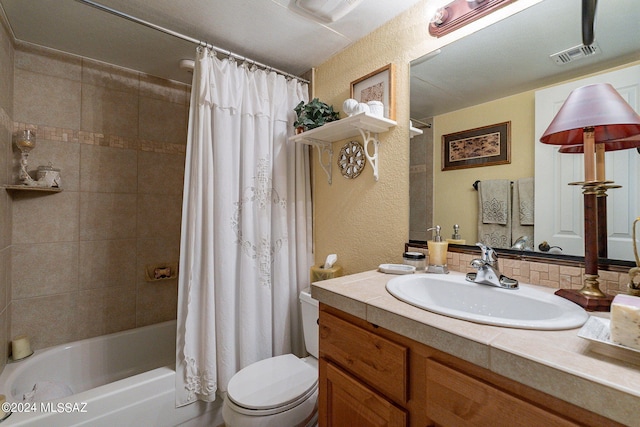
[226,354,318,416]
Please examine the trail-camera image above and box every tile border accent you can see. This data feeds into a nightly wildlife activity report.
[13,122,186,155]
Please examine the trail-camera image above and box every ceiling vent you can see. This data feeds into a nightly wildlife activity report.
[550,42,602,65]
[288,0,364,23]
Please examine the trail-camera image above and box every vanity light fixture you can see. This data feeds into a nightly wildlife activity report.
[540,83,640,311]
[429,0,515,37]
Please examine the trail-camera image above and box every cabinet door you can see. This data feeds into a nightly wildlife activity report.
[320,359,407,427]
[426,359,579,427]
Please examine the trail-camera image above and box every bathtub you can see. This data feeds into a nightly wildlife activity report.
[0,321,222,426]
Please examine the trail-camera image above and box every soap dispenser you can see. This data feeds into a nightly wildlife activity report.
[426,225,449,274]
[446,224,466,245]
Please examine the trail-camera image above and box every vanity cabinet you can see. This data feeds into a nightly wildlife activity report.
[318,304,623,427]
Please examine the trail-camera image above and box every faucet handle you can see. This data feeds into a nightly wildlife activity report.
[475,242,498,264]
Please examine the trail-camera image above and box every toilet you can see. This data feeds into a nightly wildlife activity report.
[221,288,319,427]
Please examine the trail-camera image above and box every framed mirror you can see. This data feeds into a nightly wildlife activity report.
[409,0,640,265]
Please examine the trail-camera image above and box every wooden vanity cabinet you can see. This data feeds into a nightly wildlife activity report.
[318,304,623,427]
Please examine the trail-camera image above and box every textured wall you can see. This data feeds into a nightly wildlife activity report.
[7,42,189,351]
[312,0,538,274]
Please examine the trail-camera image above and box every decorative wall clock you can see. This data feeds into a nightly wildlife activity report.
[338,140,366,179]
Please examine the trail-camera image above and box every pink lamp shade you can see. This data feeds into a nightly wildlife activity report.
[540,83,640,145]
[558,136,640,153]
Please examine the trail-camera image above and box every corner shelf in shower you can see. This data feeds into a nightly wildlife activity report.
[4,185,63,194]
[289,112,397,184]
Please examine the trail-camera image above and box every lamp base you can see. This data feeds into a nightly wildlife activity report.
[554,289,612,311]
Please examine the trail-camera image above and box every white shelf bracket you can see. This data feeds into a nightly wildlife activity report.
[358,128,380,181]
[301,138,333,185]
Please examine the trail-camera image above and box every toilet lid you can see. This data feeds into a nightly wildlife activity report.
[226,354,317,410]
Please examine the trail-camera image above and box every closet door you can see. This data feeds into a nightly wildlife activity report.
[534,65,640,260]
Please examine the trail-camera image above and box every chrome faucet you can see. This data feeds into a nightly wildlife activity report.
[466,243,518,289]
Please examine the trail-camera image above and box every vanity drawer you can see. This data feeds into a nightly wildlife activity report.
[319,311,408,404]
[425,359,580,427]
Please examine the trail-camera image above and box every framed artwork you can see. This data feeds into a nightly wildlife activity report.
[442,121,511,171]
[350,64,395,120]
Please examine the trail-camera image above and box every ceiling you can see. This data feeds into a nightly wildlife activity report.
[0,0,425,84]
[410,0,640,119]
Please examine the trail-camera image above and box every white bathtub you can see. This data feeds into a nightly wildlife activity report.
[0,321,222,426]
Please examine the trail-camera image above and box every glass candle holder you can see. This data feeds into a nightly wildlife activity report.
[15,130,36,183]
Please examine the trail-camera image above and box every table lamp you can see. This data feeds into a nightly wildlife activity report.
[540,83,640,310]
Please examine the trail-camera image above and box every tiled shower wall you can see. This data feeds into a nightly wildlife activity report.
[0,17,14,373]
[4,40,189,353]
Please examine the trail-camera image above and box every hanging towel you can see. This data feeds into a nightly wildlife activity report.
[512,178,534,250]
[517,178,534,225]
[477,180,511,249]
[480,179,510,224]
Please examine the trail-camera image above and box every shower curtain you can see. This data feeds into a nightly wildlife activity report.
[175,47,312,406]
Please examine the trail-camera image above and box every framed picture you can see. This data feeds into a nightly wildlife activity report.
[442,121,511,171]
[350,64,395,120]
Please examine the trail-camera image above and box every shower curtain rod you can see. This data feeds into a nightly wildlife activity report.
[74,0,310,84]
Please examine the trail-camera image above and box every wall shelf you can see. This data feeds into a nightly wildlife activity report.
[289,112,397,183]
[4,184,62,194]
[410,126,423,138]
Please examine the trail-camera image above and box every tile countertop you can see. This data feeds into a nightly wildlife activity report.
[311,270,640,427]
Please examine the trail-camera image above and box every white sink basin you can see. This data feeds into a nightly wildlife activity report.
[385,273,588,330]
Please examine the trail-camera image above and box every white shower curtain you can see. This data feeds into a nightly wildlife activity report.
[175,47,312,406]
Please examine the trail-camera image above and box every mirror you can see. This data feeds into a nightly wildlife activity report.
[409,0,640,262]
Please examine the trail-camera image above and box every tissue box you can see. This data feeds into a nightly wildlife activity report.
[610,294,640,351]
[310,265,343,282]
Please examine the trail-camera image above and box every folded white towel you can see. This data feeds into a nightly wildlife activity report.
[23,381,74,402]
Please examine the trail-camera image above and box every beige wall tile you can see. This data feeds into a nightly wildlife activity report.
[138,96,187,144]
[81,84,139,137]
[12,191,79,244]
[137,193,182,239]
[80,144,137,192]
[137,151,185,195]
[15,43,82,81]
[0,21,14,118]
[0,247,8,310]
[0,191,11,248]
[10,292,76,350]
[79,192,137,241]
[0,308,7,372]
[136,280,178,327]
[102,286,137,334]
[139,74,189,105]
[136,236,180,283]
[12,242,79,299]
[7,44,194,342]
[14,70,81,128]
[82,59,139,92]
[75,286,136,340]
[26,139,80,191]
[79,239,136,290]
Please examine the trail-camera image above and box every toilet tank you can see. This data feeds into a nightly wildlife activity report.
[299,288,319,358]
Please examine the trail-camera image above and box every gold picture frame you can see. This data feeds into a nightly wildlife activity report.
[350,64,395,120]
[442,121,511,171]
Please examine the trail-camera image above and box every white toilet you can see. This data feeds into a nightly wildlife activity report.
[221,288,319,427]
